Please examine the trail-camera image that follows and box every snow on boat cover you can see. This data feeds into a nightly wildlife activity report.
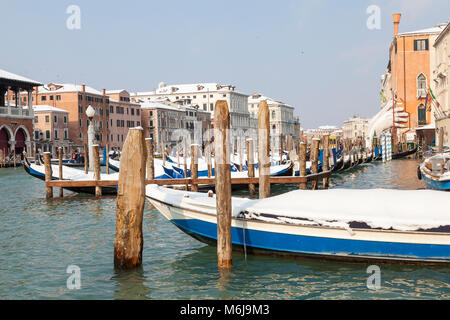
[146,185,450,232]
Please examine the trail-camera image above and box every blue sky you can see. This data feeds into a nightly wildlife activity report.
[1,0,449,128]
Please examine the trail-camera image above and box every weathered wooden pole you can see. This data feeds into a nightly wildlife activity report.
[43,152,53,199]
[258,100,271,199]
[58,147,63,198]
[214,100,232,269]
[438,127,444,152]
[322,135,329,189]
[311,138,320,190]
[238,137,244,172]
[279,133,283,164]
[246,138,256,197]
[207,128,212,178]
[106,144,110,174]
[299,142,307,190]
[84,143,88,174]
[190,144,198,192]
[161,130,166,166]
[183,136,188,191]
[114,127,147,270]
[93,145,102,197]
[13,148,16,168]
[145,138,154,180]
[0,149,3,168]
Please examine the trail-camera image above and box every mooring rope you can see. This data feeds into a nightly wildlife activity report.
[237,212,247,262]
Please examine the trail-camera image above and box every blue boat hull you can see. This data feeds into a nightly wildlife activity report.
[422,174,450,191]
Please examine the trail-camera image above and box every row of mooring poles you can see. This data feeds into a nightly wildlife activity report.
[111,99,331,271]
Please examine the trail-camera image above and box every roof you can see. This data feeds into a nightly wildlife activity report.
[38,83,103,95]
[23,105,69,113]
[0,68,42,86]
[133,82,245,96]
[434,22,450,46]
[140,101,183,111]
[248,93,293,108]
[398,24,446,36]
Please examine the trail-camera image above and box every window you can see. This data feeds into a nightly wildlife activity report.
[150,120,153,127]
[45,115,50,123]
[417,73,427,97]
[414,39,429,51]
[79,105,83,114]
[45,130,50,139]
[418,104,427,126]
[63,116,67,123]
[272,110,276,119]
[41,96,47,101]
[210,103,213,111]
[111,134,113,142]
[54,115,58,123]
[56,95,61,101]
[64,129,68,140]
[131,108,134,115]
[110,119,113,127]
[79,119,82,127]
[34,116,38,123]
[49,95,54,101]
[110,106,114,113]
[203,103,207,110]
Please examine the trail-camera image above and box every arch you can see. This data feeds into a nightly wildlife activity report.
[417,73,427,96]
[14,125,31,142]
[0,125,13,154]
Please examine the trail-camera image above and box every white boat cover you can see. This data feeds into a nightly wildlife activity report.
[146,185,450,232]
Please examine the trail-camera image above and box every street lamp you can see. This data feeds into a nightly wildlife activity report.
[86,105,95,172]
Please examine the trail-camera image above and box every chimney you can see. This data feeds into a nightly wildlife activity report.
[81,84,86,92]
[102,88,106,96]
[393,13,401,36]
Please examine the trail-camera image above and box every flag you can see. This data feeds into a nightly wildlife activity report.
[380,90,387,103]
[425,90,430,112]
[429,88,440,108]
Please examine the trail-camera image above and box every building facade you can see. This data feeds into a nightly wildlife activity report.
[432,22,450,147]
[26,83,109,150]
[32,105,71,155]
[131,82,251,132]
[1,69,41,158]
[248,93,300,147]
[106,90,142,151]
[342,115,369,141]
[380,14,446,145]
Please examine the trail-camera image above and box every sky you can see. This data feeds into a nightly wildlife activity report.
[1,0,449,129]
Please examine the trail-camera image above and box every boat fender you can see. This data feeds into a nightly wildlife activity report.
[417,166,422,180]
[207,190,214,198]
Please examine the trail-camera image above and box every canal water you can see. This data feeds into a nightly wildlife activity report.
[0,159,449,299]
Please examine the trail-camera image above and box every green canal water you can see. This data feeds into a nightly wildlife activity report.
[0,159,449,299]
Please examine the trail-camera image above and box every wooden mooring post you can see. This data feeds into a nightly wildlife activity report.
[190,144,199,192]
[93,145,102,197]
[183,136,188,191]
[299,142,307,190]
[106,144,110,174]
[258,100,270,199]
[113,127,146,270]
[84,143,88,174]
[322,135,329,189]
[310,138,320,190]
[214,100,232,269]
[43,152,53,199]
[246,138,256,197]
[145,138,154,179]
[58,147,63,198]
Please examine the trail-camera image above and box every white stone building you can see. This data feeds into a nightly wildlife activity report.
[131,82,251,133]
[342,116,369,141]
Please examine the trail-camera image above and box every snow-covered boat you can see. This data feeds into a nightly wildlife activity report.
[419,152,450,191]
[108,157,173,179]
[23,157,119,195]
[146,185,450,264]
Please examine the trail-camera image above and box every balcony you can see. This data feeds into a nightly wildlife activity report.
[0,106,33,118]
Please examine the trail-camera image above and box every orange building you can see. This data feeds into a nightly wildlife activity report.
[381,14,446,147]
[24,83,109,150]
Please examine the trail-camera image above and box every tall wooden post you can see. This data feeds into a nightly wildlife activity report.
[145,138,154,180]
[238,137,244,172]
[322,135,329,189]
[299,142,307,190]
[43,152,53,199]
[246,138,256,197]
[58,147,63,198]
[114,128,146,270]
[258,100,271,199]
[84,143,88,174]
[207,128,212,178]
[93,145,102,197]
[311,138,320,190]
[438,127,444,152]
[106,144,110,174]
[161,130,166,166]
[279,134,283,164]
[190,144,198,192]
[214,100,232,269]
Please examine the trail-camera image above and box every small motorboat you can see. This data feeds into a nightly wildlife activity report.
[146,185,450,264]
[419,151,450,191]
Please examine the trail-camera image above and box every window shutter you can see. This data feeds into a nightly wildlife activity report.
[414,40,417,51]
[425,39,429,50]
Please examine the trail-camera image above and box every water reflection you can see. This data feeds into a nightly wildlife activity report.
[112,266,150,300]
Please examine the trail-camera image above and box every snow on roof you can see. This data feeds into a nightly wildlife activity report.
[416,123,436,130]
[399,24,446,36]
[106,89,127,94]
[0,68,42,85]
[22,105,69,113]
[38,83,103,95]
[140,101,183,111]
[133,82,242,96]
[248,93,293,108]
